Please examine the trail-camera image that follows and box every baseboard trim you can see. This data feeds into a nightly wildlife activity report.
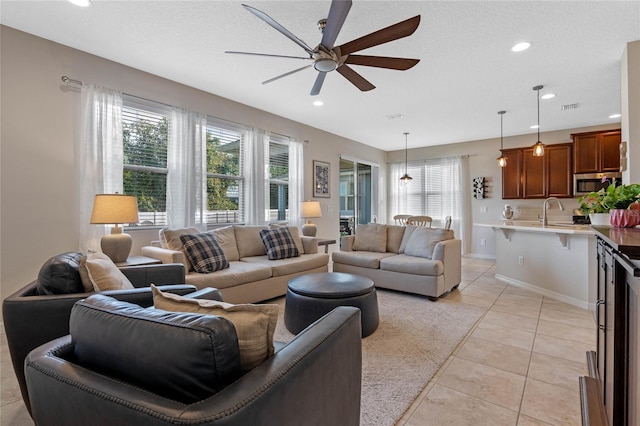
[495,273,594,311]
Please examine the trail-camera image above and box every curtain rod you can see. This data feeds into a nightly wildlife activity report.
[386,154,474,164]
[61,75,294,140]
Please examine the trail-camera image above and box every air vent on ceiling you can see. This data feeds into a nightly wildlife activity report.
[561,103,579,111]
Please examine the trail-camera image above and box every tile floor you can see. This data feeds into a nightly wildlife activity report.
[1,257,595,426]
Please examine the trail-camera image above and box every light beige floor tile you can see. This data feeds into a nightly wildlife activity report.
[542,298,594,317]
[460,286,502,300]
[497,292,543,308]
[467,280,507,293]
[539,308,596,330]
[472,320,536,351]
[457,280,474,290]
[517,414,554,425]
[533,334,595,364]
[482,310,539,333]
[0,400,33,426]
[472,274,503,285]
[406,384,518,426]
[527,352,588,391]
[446,291,497,308]
[520,378,581,425]
[536,319,596,346]
[491,301,541,319]
[436,357,526,412]
[502,285,545,298]
[456,336,531,375]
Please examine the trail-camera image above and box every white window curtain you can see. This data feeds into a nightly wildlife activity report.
[389,156,472,254]
[167,107,207,229]
[78,84,123,254]
[245,127,269,225]
[288,139,304,227]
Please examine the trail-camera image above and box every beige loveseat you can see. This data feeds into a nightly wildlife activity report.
[142,225,329,304]
[332,224,461,300]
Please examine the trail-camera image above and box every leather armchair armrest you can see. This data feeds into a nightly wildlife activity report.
[182,287,224,301]
[120,263,185,287]
[340,235,355,251]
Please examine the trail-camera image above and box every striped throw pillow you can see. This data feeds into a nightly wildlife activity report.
[180,232,229,273]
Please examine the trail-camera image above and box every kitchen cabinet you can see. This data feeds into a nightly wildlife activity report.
[582,228,640,426]
[502,143,572,199]
[573,129,621,173]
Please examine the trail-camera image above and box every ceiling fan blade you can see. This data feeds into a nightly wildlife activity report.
[338,15,421,56]
[225,51,312,60]
[321,0,352,49]
[344,54,419,70]
[310,72,327,96]
[262,65,312,85]
[242,4,314,55]
[336,65,375,91]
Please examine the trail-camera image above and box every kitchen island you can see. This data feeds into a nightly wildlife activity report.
[477,220,597,309]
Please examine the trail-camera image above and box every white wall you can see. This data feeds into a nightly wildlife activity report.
[0,26,386,302]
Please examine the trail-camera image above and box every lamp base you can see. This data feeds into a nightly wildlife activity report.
[301,222,317,237]
[101,232,132,263]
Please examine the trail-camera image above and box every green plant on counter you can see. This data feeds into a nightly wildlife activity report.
[579,183,640,215]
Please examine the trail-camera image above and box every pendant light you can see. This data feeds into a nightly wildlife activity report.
[399,132,413,181]
[497,110,507,167]
[531,85,545,157]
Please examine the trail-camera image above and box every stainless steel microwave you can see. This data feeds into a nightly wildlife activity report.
[574,172,622,195]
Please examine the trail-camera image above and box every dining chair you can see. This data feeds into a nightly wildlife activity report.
[406,216,432,227]
[393,214,412,226]
[444,215,452,230]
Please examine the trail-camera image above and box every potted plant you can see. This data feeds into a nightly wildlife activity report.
[579,188,611,226]
[579,182,640,227]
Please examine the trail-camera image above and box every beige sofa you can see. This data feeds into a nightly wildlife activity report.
[332,224,461,300]
[142,225,329,304]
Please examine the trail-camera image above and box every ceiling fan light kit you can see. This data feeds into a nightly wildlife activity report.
[228,1,421,96]
[532,85,545,157]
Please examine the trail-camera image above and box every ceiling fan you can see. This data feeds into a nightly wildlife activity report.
[226,1,421,96]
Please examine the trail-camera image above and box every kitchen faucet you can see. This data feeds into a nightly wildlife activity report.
[542,197,565,226]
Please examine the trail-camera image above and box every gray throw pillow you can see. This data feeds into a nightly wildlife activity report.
[352,224,387,253]
[403,228,454,259]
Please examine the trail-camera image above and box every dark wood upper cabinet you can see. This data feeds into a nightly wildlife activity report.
[502,143,573,199]
[573,129,621,173]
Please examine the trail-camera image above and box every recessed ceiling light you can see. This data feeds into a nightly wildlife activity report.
[68,0,91,6]
[530,125,539,129]
[609,113,621,118]
[312,100,324,107]
[511,42,531,52]
[541,93,555,100]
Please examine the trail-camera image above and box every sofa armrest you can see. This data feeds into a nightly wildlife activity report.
[301,236,319,254]
[25,307,362,426]
[340,235,355,251]
[183,287,224,301]
[120,263,185,287]
[432,238,462,286]
[141,246,189,271]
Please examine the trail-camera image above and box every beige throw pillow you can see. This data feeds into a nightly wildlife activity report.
[403,228,454,259]
[209,226,240,261]
[386,225,405,254]
[152,285,278,371]
[80,253,134,292]
[352,224,387,253]
[234,226,268,258]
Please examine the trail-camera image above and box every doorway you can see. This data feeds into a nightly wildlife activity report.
[339,157,378,235]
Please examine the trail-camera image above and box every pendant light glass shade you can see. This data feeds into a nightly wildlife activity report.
[531,85,545,157]
[496,110,507,167]
[399,132,413,181]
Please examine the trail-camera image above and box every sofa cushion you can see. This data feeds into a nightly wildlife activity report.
[210,226,240,261]
[380,254,444,276]
[152,286,278,371]
[180,232,229,274]
[386,225,405,254]
[270,224,305,254]
[159,227,199,271]
[79,252,134,292]
[242,253,329,277]
[332,250,396,269]
[352,224,387,253]
[185,261,273,290]
[234,226,268,258]
[403,228,454,259]
[36,252,86,295]
[398,225,419,253]
[260,227,300,260]
[70,294,241,404]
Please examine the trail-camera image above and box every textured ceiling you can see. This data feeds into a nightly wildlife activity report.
[2,1,639,151]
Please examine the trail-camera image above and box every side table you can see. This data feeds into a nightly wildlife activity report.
[116,256,162,267]
[317,238,337,254]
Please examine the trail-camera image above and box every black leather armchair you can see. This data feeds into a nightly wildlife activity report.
[3,261,195,416]
[25,301,362,426]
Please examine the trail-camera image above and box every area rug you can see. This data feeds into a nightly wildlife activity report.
[272,289,486,426]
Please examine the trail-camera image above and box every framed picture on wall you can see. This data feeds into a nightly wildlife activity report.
[313,160,330,198]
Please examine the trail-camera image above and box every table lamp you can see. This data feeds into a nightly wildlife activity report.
[300,201,322,237]
[90,194,139,263]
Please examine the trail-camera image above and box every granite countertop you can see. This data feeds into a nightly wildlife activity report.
[476,220,594,235]
[592,226,640,259]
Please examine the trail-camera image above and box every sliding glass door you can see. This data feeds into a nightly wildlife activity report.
[339,158,378,235]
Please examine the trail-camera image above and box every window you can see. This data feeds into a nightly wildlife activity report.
[206,118,245,225]
[122,98,170,226]
[268,135,290,222]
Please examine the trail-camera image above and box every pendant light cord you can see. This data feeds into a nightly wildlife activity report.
[537,87,540,142]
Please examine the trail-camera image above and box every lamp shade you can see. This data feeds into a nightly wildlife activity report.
[90,194,139,225]
[300,201,322,219]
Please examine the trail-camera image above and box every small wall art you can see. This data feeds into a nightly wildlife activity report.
[313,160,330,198]
[473,177,486,199]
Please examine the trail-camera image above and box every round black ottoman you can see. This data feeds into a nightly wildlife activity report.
[285,272,379,337]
